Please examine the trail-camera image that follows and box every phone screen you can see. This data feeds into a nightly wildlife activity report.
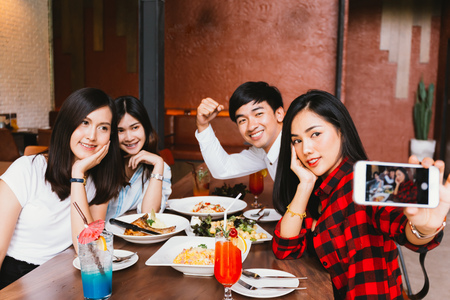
[364,164,430,205]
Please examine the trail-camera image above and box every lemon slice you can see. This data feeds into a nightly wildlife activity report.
[96,236,107,251]
[260,169,268,177]
[233,234,247,253]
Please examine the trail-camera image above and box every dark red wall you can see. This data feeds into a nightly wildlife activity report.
[164,0,339,109]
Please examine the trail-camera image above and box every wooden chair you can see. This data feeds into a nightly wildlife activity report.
[37,128,52,146]
[159,148,175,166]
[0,128,20,161]
[397,243,429,300]
[24,145,48,156]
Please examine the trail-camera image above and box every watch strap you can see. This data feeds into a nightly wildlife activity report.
[70,177,86,186]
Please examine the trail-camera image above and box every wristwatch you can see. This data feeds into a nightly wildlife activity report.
[150,173,164,181]
[409,221,446,239]
[70,177,86,186]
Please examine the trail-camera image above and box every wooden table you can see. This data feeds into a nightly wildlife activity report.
[0,171,333,299]
[11,128,38,156]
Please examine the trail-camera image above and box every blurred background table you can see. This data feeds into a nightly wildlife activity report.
[0,167,333,299]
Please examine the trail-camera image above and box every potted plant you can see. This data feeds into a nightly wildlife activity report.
[410,78,435,161]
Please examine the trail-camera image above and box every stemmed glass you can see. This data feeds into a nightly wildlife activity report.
[249,170,264,208]
[214,230,242,300]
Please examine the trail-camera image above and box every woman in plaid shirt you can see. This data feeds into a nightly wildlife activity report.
[272,90,450,299]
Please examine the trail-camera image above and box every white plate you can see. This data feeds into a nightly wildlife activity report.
[185,222,272,244]
[145,236,251,276]
[371,192,390,202]
[73,249,138,272]
[243,209,282,222]
[105,213,189,244]
[232,268,300,298]
[168,196,247,220]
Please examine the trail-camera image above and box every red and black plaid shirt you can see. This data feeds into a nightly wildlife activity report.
[272,158,443,299]
[394,180,417,203]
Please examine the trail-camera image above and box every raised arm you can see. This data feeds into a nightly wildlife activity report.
[70,143,110,253]
[128,150,166,213]
[404,156,450,246]
[196,97,224,133]
[279,145,317,238]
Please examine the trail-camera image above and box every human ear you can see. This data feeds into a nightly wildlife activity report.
[275,107,285,122]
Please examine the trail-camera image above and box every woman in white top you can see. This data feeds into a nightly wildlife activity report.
[0,88,125,289]
[105,96,171,221]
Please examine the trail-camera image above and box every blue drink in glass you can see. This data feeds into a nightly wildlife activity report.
[81,269,112,299]
[78,231,113,300]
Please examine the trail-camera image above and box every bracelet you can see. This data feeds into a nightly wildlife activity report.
[286,204,307,219]
[70,177,86,186]
[150,173,164,181]
[409,219,446,239]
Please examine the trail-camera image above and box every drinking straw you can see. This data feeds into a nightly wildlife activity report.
[224,193,242,232]
[72,202,105,274]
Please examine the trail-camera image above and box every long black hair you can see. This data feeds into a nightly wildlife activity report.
[45,87,125,205]
[115,96,158,181]
[273,90,368,215]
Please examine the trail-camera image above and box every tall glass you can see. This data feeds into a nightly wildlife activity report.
[249,170,264,208]
[214,231,242,300]
[193,166,210,196]
[78,231,113,300]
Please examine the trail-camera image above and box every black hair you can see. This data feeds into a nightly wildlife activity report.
[115,95,158,181]
[273,90,368,215]
[45,87,125,205]
[395,167,410,182]
[229,81,283,122]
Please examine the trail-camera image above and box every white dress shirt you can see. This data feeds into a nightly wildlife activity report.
[195,124,281,180]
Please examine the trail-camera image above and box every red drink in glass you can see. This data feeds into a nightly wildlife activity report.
[249,170,264,208]
[214,240,242,286]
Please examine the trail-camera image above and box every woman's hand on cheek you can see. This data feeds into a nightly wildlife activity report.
[290,145,317,185]
[404,156,450,231]
[128,150,164,170]
[72,142,110,177]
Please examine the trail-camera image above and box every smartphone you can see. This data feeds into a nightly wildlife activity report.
[353,161,439,208]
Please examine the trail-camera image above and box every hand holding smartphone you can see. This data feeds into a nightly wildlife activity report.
[353,161,439,208]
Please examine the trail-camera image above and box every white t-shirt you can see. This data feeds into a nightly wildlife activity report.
[105,162,172,221]
[0,155,96,265]
[195,124,281,180]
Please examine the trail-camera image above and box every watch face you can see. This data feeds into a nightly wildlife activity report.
[151,173,163,181]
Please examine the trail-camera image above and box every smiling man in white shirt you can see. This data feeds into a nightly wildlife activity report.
[195,81,285,180]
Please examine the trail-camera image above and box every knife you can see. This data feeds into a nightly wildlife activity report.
[109,218,161,235]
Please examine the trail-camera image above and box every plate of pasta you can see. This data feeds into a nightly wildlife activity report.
[145,236,251,276]
[167,196,247,220]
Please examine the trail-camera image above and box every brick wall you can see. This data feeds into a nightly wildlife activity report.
[0,0,52,128]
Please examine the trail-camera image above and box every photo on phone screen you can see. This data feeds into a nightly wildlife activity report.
[364,164,429,205]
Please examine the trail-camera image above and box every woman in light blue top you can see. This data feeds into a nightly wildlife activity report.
[105,96,172,220]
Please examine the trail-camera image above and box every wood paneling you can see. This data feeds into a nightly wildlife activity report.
[93,0,103,51]
[380,0,434,98]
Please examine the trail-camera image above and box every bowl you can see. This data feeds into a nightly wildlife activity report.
[145,236,251,276]
[105,213,189,244]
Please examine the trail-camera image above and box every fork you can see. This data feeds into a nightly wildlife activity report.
[250,207,266,217]
[237,279,306,290]
[256,211,270,221]
[113,252,137,263]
